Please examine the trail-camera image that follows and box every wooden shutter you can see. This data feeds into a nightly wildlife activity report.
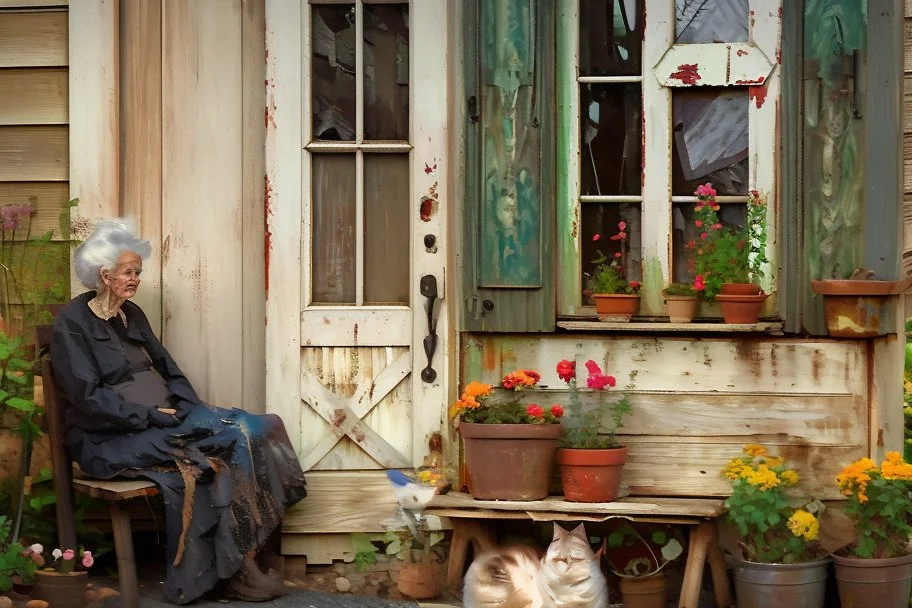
[460,0,556,332]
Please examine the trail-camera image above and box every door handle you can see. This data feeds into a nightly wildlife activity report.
[419,275,439,383]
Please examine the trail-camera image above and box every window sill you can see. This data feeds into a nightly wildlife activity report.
[556,319,784,334]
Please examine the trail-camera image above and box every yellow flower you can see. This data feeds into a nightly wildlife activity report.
[881,452,912,480]
[744,444,768,457]
[722,458,750,481]
[780,469,800,486]
[763,456,784,467]
[745,465,780,490]
[787,509,819,541]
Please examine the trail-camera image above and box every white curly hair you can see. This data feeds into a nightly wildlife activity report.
[73,218,151,290]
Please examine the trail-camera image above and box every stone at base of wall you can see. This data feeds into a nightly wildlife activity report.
[284,555,412,601]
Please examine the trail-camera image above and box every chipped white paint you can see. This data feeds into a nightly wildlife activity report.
[654,43,775,87]
[300,308,411,347]
[68,0,119,295]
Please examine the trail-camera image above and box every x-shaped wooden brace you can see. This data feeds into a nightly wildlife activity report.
[299,350,412,469]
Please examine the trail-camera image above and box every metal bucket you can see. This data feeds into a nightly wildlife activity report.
[733,558,831,608]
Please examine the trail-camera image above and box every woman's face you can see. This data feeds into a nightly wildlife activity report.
[101,251,142,300]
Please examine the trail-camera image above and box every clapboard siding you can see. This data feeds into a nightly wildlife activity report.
[0,68,67,125]
[904,6,912,272]
[0,125,67,181]
[0,182,69,236]
[0,11,67,67]
[462,335,867,500]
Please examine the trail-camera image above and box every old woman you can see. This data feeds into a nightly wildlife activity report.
[50,219,306,603]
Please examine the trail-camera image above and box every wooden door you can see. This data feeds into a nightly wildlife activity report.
[266,0,450,472]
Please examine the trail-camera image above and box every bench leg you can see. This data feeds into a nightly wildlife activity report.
[707,524,733,607]
[445,520,496,599]
[679,521,712,608]
[111,503,140,608]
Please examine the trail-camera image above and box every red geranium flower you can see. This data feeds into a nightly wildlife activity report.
[556,359,576,383]
[526,404,544,418]
[550,404,564,418]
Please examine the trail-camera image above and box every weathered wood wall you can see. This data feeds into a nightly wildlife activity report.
[461,334,869,501]
[904,0,912,273]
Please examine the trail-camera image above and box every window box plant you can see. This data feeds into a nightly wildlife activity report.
[690,185,770,323]
[662,281,702,323]
[554,359,632,503]
[722,444,829,608]
[810,268,912,338]
[831,452,912,607]
[587,221,641,322]
[605,522,684,608]
[450,370,564,500]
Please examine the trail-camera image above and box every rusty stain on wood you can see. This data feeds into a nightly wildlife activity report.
[669,63,701,84]
[264,174,273,297]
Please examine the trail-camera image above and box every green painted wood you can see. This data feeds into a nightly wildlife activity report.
[555,0,578,315]
[460,0,555,332]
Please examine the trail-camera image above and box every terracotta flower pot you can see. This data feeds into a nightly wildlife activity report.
[593,294,640,322]
[33,570,88,608]
[556,446,628,502]
[721,282,763,295]
[663,295,699,323]
[619,572,667,608]
[833,553,912,608]
[459,422,562,500]
[733,558,830,608]
[810,278,912,337]
[397,561,443,600]
[715,291,768,324]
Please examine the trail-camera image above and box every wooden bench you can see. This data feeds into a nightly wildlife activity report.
[42,358,159,608]
[426,492,733,608]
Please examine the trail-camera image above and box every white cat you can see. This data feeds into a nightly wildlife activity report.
[463,544,544,608]
[536,523,609,608]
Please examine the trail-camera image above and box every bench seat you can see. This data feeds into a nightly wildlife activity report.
[426,492,732,608]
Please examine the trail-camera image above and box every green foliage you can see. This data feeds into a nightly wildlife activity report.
[351,526,444,570]
[605,523,684,577]
[351,533,378,570]
[556,360,632,449]
[586,222,641,296]
[662,282,699,297]
[903,337,912,463]
[0,330,41,442]
[0,515,38,592]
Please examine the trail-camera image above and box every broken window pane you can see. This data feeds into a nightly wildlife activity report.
[580,203,641,303]
[364,154,409,304]
[311,4,356,141]
[675,0,748,44]
[672,88,748,196]
[580,83,642,196]
[364,4,409,140]
[671,202,746,283]
[580,0,642,76]
[312,154,356,304]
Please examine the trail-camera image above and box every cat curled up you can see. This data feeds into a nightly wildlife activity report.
[463,523,609,608]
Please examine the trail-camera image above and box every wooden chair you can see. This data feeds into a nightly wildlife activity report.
[42,358,159,608]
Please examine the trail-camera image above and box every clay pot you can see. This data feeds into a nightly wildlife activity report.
[619,573,667,608]
[459,422,562,500]
[810,278,912,337]
[663,295,700,323]
[33,571,87,608]
[397,561,443,600]
[721,282,763,295]
[593,294,640,322]
[556,446,628,502]
[715,291,768,324]
[733,558,830,608]
[833,553,912,608]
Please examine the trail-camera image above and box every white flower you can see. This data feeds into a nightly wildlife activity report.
[748,251,758,264]
[752,224,763,235]
[750,238,761,249]
[52,548,62,559]
[29,543,43,554]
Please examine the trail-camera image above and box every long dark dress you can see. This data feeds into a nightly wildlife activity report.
[50,292,307,604]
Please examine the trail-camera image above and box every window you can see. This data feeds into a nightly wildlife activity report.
[556,0,780,317]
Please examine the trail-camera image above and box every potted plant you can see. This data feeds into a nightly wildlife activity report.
[831,452,912,607]
[554,359,632,502]
[0,515,39,596]
[662,281,702,323]
[586,221,642,322]
[690,184,770,323]
[722,444,829,608]
[450,370,564,500]
[31,545,95,608]
[605,522,685,608]
[810,268,912,338]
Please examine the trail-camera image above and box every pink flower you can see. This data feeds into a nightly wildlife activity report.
[700,232,708,240]
[694,220,702,228]
[584,360,602,376]
[628,281,640,289]
[587,374,616,390]
[62,549,75,561]
[550,404,564,418]
[556,360,576,383]
[695,183,716,198]
[613,252,622,258]
[694,275,705,291]
[712,222,722,230]
[82,551,94,568]
[610,232,627,241]
[526,404,544,418]
[592,233,601,241]
[617,221,627,230]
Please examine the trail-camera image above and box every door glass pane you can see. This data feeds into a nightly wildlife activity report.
[364,4,409,140]
[581,83,642,196]
[580,203,641,304]
[580,0,642,76]
[672,202,746,283]
[311,4,356,141]
[312,154,356,304]
[364,154,409,304]
[675,0,748,43]
[672,88,748,196]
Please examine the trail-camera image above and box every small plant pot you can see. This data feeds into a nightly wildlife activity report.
[396,561,443,600]
[593,294,640,322]
[33,570,88,608]
[556,446,628,502]
[715,292,768,324]
[619,573,667,608]
[663,295,699,323]
[721,282,763,295]
[810,278,912,337]
[833,553,912,608]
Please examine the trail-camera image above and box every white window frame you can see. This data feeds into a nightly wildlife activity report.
[557,0,781,317]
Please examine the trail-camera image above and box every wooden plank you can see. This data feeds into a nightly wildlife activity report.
[161,0,243,405]
[906,18,912,73]
[68,0,118,295]
[241,0,266,412]
[871,329,905,458]
[0,0,67,7]
[265,0,303,454]
[0,182,70,238]
[73,478,158,501]
[121,0,163,335]
[556,321,784,333]
[461,335,868,395]
[301,308,412,347]
[0,68,67,125]
[0,11,67,68]
[0,125,67,181]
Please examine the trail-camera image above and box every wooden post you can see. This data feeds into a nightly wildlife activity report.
[110,503,139,608]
